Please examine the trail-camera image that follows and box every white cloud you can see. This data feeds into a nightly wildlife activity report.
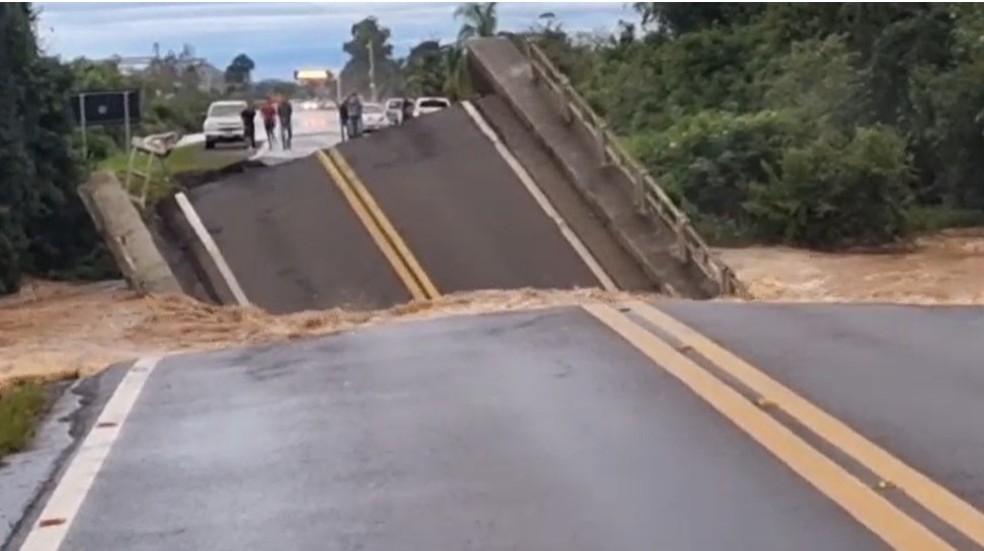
[36,1,635,78]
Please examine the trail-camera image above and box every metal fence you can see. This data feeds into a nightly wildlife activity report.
[515,38,749,298]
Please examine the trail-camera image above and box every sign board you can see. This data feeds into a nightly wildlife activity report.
[70,90,141,126]
[294,69,333,81]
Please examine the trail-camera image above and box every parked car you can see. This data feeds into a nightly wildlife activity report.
[385,97,407,126]
[203,100,248,149]
[412,96,451,117]
[361,103,388,133]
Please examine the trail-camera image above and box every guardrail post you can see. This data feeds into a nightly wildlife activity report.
[597,122,609,167]
[633,168,647,214]
[556,76,573,125]
[674,219,690,262]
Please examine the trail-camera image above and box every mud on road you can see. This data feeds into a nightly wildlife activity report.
[0,280,639,389]
[2,228,983,389]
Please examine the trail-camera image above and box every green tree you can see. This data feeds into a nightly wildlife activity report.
[402,40,450,97]
[224,53,255,89]
[0,3,113,294]
[634,2,766,35]
[340,17,401,100]
[455,2,499,41]
[444,3,500,99]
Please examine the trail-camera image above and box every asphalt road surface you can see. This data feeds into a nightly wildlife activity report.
[170,104,647,312]
[183,154,410,313]
[251,107,342,165]
[337,105,604,294]
[7,302,984,550]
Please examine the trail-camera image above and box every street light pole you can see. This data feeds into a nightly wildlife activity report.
[367,40,377,103]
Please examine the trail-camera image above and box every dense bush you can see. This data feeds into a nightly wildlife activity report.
[0,4,115,295]
[748,127,913,247]
[547,3,984,249]
[636,110,803,222]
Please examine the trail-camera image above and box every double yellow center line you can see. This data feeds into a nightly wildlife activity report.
[314,145,984,547]
[317,148,440,301]
[586,301,984,550]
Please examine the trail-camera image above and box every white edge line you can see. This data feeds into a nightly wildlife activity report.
[461,100,619,292]
[19,357,163,551]
[173,192,251,306]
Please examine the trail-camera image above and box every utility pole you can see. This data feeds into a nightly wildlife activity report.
[367,39,377,103]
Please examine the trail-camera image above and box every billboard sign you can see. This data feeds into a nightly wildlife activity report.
[70,89,141,126]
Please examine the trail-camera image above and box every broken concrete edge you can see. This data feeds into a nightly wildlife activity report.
[466,38,745,299]
[465,49,673,297]
[470,93,692,298]
[169,158,266,193]
[153,197,235,305]
[78,171,182,297]
[521,40,748,298]
[77,159,265,302]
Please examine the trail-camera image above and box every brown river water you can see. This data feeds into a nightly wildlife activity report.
[2,228,982,388]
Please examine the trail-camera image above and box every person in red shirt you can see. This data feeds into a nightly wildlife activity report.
[260,98,277,147]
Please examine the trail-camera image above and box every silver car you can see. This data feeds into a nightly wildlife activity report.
[361,103,388,133]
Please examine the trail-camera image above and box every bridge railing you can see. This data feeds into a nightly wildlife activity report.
[514,38,749,298]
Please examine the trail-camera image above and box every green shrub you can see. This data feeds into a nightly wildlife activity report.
[634,109,806,226]
[747,127,914,248]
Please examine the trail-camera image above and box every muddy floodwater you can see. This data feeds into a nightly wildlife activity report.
[2,228,982,387]
[718,228,984,304]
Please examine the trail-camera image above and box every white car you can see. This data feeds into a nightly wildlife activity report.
[385,97,406,126]
[203,100,248,149]
[412,97,451,117]
[361,103,388,133]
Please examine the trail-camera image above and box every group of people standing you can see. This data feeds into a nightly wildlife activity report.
[337,93,415,141]
[240,95,294,151]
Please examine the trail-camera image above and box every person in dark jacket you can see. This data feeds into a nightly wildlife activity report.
[401,97,414,124]
[345,93,363,139]
[240,103,257,149]
[338,99,349,141]
[278,96,293,150]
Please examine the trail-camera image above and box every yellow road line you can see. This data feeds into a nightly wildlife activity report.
[631,300,984,547]
[328,148,441,300]
[315,150,428,301]
[583,303,954,551]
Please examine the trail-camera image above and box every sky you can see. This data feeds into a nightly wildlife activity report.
[36,2,636,80]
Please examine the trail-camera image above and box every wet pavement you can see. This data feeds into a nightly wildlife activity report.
[10,303,984,550]
[250,108,342,166]
[183,154,410,313]
[337,105,603,294]
[167,104,644,313]
[659,301,984,513]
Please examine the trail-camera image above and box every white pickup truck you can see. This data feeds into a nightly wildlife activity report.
[203,100,248,149]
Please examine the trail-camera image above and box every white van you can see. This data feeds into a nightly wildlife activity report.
[203,100,248,149]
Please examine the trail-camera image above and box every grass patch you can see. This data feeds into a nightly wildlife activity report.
[98,143,249,205]
[0,382,48,460]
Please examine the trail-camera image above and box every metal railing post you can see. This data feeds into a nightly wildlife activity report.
[634,168,647,214]
[596,123,608,167]
[520,37,746,298]
[557,80,573,125]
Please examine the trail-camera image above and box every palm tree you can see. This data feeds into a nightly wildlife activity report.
[454,2,499,42]
[446,3,499,99]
